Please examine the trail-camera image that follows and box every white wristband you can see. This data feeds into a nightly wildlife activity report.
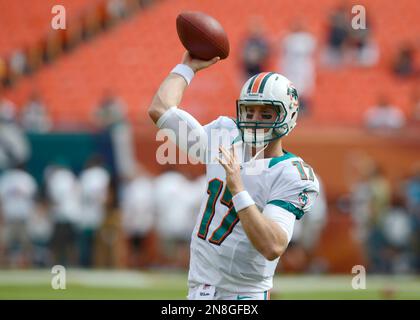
[171,64,195,85]
[232,191,255,212]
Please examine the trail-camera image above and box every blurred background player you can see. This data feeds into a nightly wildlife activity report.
[154,167,204,269]
[45,162,81,266]
[20,91,52,133]
[120,169,155,268]
[77,156,110,267]
[364,94,406,132]
[279,21,317,115]
[94,89,138,182]
[95,179,124,268]
[322,2,350,67]
[0,88,30,170]
[240,16,270,80]
[0,164,37,267]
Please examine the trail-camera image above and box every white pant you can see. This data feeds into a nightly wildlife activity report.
[187,284,271,300]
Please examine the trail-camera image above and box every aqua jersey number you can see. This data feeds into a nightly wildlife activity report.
[197,179,239,246]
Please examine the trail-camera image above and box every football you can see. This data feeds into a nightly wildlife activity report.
[176,11,230,60]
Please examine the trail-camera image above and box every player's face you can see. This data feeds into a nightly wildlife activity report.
[244,105,277,132]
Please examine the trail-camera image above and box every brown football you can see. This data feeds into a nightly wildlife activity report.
[176,11,230,60]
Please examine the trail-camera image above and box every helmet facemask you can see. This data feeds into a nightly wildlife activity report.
[236,100,289,147]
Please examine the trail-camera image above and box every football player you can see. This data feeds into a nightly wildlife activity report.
[148,52,319,300]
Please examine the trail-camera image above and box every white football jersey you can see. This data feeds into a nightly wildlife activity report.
[188,116,319,293]
[0,169,37,221]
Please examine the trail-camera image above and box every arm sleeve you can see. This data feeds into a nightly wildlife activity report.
[156,106,208,163]
[263,204,296,243]
[267,172,320,220]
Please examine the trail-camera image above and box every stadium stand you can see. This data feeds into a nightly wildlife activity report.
[1,0,419,126]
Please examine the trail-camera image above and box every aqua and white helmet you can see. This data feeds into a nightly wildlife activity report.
[236,72,299,146]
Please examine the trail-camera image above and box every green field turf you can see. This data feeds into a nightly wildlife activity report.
[0,269,419,300]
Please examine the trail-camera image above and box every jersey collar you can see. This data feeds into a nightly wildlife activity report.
[268,151,297,168]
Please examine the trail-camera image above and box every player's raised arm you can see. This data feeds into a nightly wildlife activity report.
[147,52,219,164]
[148,52,220,123]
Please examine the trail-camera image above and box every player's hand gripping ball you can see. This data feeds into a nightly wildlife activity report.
[176,11,230,61]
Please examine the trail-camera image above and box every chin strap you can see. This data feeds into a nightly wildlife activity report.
[240,141,269,163]
[253,144,269,160]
